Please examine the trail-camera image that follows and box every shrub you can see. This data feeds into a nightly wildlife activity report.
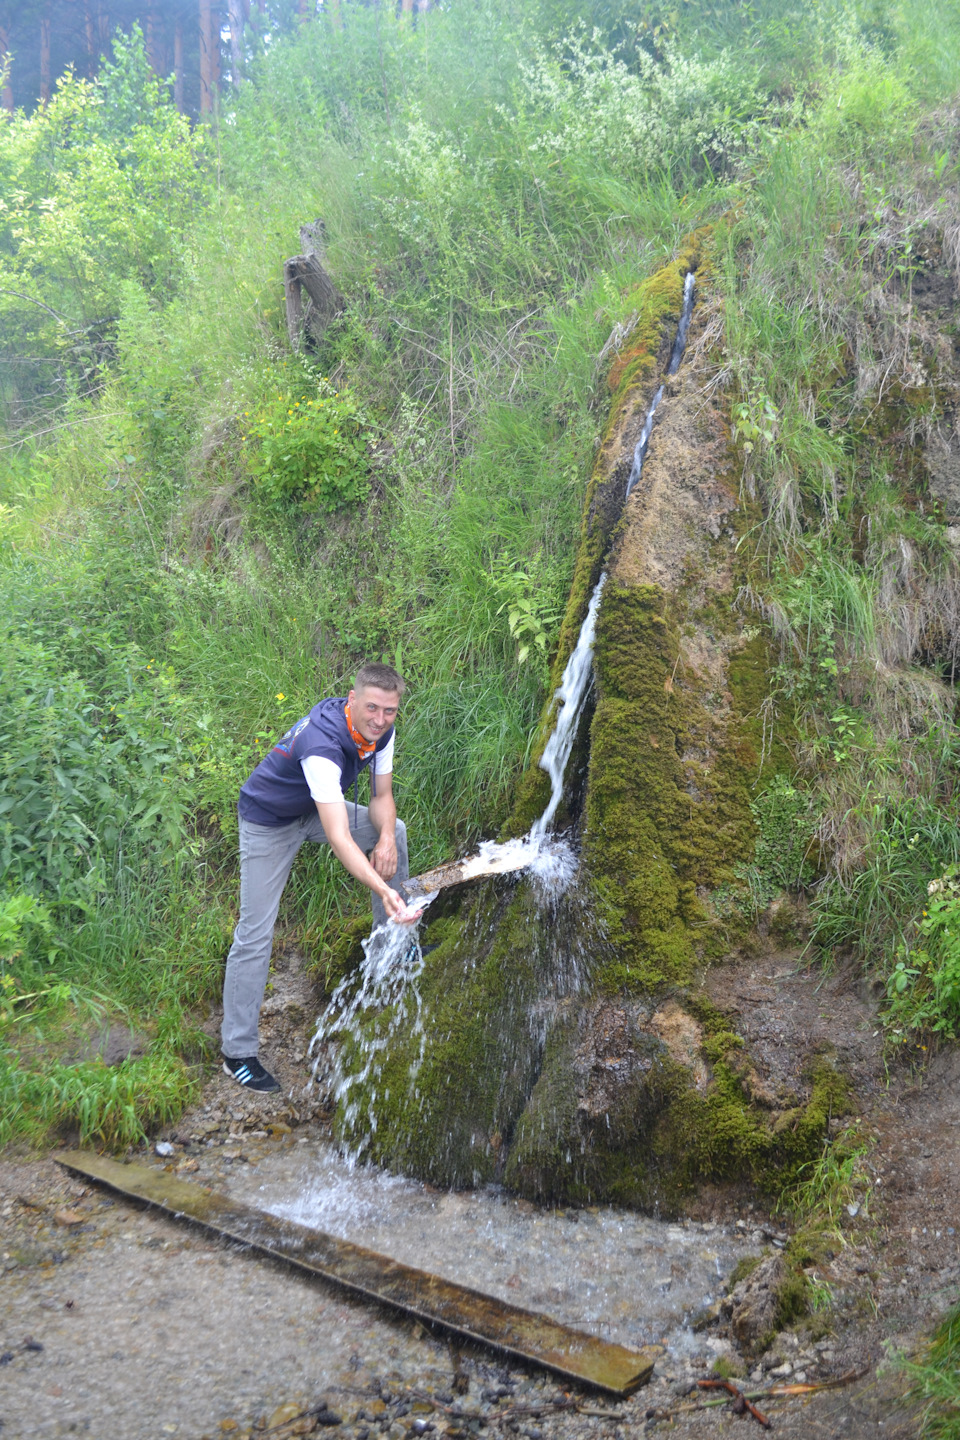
[242,378,370,512]
[885,865,960,1042]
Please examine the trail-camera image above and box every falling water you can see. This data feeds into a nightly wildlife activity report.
[529,572,607,845]
[309,906,435,1159]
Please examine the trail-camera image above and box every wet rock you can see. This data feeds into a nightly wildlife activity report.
[690,1300,722,1331]
[155,1141,175,1158]
[313,1406,342,1426]
[727,1253,789,1351]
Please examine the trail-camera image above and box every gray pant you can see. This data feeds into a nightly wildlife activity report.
[221,807,409,1058]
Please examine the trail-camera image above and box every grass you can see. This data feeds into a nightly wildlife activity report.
[902,1305,960,1439]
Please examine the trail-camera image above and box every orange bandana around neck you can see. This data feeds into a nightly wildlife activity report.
[344,703,376,760]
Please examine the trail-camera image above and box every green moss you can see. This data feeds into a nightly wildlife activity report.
[304,913,369,992]
[711,1354,748,1380]
[729,1254,764,1287]
[585,583,758,992]
[775,1272,811,1331]
[505,1005,854,1213]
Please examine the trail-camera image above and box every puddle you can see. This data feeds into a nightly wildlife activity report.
[223,1139,763,1367]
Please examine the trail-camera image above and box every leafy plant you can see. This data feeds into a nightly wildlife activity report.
[885,865,960,1041]
[730,775,818,915]
[242,379,370,512]
[779,1122,875,1245]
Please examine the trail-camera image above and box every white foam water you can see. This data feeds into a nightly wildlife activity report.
[309,904,435,1157]
[530,571,607,845]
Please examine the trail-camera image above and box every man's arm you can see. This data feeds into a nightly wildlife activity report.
[367,770,398,880]
[315,780,410,923]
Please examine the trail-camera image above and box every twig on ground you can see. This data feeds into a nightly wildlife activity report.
[768,1366,869,1396]
[697,1379,771,1428]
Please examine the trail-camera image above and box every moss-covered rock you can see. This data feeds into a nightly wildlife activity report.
[329,236,836,1206]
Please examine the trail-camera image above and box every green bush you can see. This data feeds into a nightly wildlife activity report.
[0,636,195,915]
[886,865,960,1042]
[243,378,370,512]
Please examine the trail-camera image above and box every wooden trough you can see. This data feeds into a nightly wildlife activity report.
[57,1151,656,1399]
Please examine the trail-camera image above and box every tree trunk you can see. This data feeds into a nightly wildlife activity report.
[0,26,12,114]
[228,0,244,85]
[401,0,414,13]
[326,0,341,26]
[284,225,344,351]
[173,21,184,110]
[97,3,109,49]
[40,8,51,105]
[199,0,213,113]
[211,3,221,91]
[83,5,96,75]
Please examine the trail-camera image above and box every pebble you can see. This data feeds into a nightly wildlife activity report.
[155,1142,175,1158]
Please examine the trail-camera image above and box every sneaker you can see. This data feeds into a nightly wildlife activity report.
[222,1055,281,1092]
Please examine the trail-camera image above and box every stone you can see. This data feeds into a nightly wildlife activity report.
[728,1253,789,1351]
[268,1403,303,1428]
[155,1142,175,1158]
[53,1208,84,1227]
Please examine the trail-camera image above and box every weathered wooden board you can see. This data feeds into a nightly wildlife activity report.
[57,1150,655,1398]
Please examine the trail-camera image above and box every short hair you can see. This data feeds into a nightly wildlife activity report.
[353,661,407,696]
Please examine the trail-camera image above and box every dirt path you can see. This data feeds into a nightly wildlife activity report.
[1,951,957,1439]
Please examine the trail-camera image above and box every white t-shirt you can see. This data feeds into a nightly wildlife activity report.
[301,735,394,806]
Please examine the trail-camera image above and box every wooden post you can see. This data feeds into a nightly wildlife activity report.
[40,7,51,105]
[174,19,184,111]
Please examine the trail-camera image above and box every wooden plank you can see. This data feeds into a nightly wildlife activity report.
[57,1151,655,1398]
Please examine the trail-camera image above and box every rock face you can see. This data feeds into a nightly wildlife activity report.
[329,237,861,1207]
[727,1254,790,1351]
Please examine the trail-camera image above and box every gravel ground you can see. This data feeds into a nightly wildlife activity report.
[1,951,956,1439]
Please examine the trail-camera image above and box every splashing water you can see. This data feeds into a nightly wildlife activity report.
[309,900,435,1159]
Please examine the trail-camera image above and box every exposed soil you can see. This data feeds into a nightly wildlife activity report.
[1,945,958,1439]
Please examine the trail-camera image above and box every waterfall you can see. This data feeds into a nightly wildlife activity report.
[310,269,698,1139]
[533,270,696,832]
[530,573,607,844]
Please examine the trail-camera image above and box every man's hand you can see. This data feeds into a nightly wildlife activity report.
[381,888,423,925]
[371,830,398,880]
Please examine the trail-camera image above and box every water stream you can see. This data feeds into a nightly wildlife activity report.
[226,1137,762,1370]
[625,270,695,500]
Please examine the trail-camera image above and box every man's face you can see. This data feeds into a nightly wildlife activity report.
[348,685,401,744]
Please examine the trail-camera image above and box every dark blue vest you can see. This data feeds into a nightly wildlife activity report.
[238,697,394,827]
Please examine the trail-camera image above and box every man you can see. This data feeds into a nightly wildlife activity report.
[221,662,420,1092]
